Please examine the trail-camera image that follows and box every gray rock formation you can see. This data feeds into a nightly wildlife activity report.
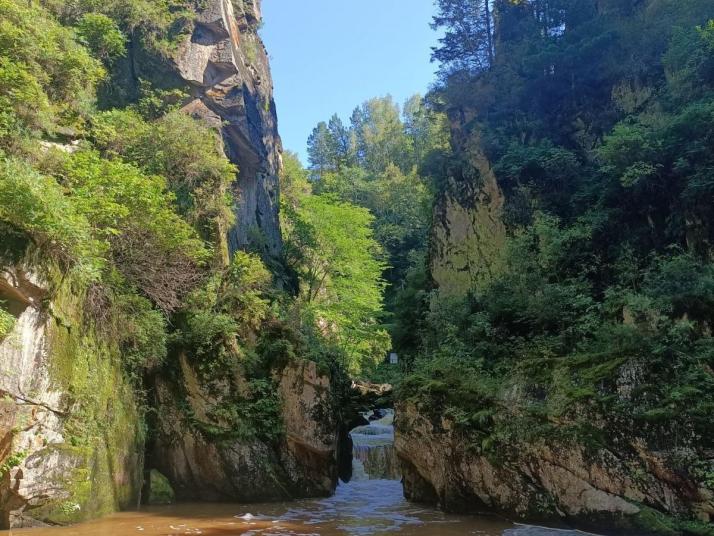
[151,359,338,501]
[173,0,283,257]
[395,402,714,532]
[0,267,142,529]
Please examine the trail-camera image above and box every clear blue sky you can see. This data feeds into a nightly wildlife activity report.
[260,1,440,163]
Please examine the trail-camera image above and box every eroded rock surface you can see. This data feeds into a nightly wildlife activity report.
[430,114,506,296]
[151,359,338,501]
[174,0,282,257]
[395,402,714,531]
[0,267,142,529]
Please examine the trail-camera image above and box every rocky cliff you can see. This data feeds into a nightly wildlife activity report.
[395,107,714,535]
[121,0,283,257]
[173,0,282,257]
[0,1,341,528]
[150,358,338,501]
[0,265,143,529]
[429,110,506,296]
[396,402,713,533]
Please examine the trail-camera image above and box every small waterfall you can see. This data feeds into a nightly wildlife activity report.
[349,409,400,480]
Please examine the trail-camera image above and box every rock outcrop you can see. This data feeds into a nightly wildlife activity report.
[395,402,714,533]
[174,0,282,257]
[429,113,506,296]
[151,359,338,501]
[0,267,143,529]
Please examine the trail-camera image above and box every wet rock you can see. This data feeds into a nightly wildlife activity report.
[151,359,338,502]
[148,470,175,505]
[395,402,714,533]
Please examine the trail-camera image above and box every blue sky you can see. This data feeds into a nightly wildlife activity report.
[260,1,440,163]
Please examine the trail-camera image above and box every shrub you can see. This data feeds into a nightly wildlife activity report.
[0,157,104,280]
[59,150,208,311]
[76,13,126,60]
[91,109,236,242]
[0,306,14,340]
[115,293,167,377]
[0,0,104,137]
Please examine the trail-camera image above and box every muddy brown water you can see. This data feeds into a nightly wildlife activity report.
[1,412,598,536]
[0,480,597,536]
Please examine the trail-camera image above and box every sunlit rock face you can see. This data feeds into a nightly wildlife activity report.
[395,401,714,532]
[350,410,400,481]
[0,267,142,529]
[429,112,507,296]
[173,0,282,257]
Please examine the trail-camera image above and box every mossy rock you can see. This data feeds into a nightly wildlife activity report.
[148,470,175,505]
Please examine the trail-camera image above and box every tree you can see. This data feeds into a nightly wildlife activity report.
[76,13,126,61]
[307,121,336,178]
[289,195,390,373]
[328,114,357,169]
[432,0,495,76]
[402,94,451,165]
[280,155,390,373]
[350,96,414,173]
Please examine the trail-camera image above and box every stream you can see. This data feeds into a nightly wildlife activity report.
[0,410,597,536]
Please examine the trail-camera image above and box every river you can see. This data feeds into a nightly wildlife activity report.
[0,411,597,536]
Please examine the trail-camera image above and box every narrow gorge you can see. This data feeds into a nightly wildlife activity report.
[1,0,713,535]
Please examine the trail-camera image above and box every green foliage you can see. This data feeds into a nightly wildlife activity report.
[283,191,390,373]
[169,251,290,444]
[0,449,28,478]
[176,251,272,363]
[91,108,236,242]
[0,0,104,142]
[306,95,448,371]
[76,13,126,60]
[60,150,203,257]
[402,9,714,511]
[115,293,167,377]
[0,157,104,279]
[0,304,14,340]
[45,0,196,56]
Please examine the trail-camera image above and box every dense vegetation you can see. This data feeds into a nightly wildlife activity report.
[304,95,450,376]
[3,1,713,529]
[0,0,360,454]
[393,1,714,524]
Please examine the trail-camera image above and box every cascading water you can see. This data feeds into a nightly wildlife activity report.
[349,409,401,481]
[3,406,602,535]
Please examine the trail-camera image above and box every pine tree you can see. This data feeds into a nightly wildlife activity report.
[431,0,495,75]
[307,121,336,178]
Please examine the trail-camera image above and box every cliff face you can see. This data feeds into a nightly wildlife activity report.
[181,0,281,256]
[429,111,506,295]
[172,0,282,257]
[0,266,143,529]
[399,111,714,532]
[0,2,339,527]
[150,359,338,502]
[142,0,341,502]
[396,402,714,532]
[112,0,282,256]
